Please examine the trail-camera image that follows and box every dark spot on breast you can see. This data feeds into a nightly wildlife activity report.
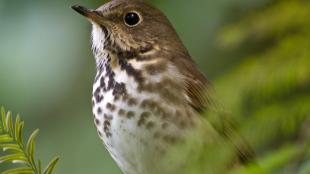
[100,76,107,91]
[114,95,120,101]
[155,106,169,119]
[104,60,116,91]
[138,117,145,126]
[97,107,102,114]
[118,109,125,116]
[95,119,100,125]
[107,77,115,91]
[95,95,103,103]
[119,58,144,83]
[92,47,99,57]
[140,100,172,119]
[100,25,108,37]
[122,93,130,101]
[103,120,112,138]
[139,78,183,105]
[138,112,151,126]
[126,111,135,119]
[94,87,103,103]
[106,102,116,111]
[98,131,103,137]
[146,122,155,130]
[104,120,110,127]
[106,132,112,138]
[140,100,156,110]
[128,98,138,106]
[113,82,127,98]
[163,135,178,144]
[94,87,100,96]
[121,50,135,59]
[141,112,151,119]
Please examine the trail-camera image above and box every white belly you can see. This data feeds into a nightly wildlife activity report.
[91,71,188,174]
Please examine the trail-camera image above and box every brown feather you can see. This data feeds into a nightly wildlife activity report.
[173,53,257,164]
[171,51,214,113]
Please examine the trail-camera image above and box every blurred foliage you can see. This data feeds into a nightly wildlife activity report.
[0,107,59,174]
[0,0,309,173]
[213,0,310,173]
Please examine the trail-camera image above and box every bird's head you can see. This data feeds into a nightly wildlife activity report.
[72,0,187,62]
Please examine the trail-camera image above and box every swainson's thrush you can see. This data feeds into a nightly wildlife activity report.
[72,0,255,174]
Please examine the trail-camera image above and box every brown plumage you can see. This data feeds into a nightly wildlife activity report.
[72,0,256,173]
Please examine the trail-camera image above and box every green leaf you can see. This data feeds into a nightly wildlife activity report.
[2,167,35,174]
[26,129,39,169]
[0,154,28,164]
[0,144,23,153]
[43,157,60,174]
[1,107,7,131]
[5,111,14,136]
[0,134,13,143]
[38,160,42,174]
[14,116,24,146]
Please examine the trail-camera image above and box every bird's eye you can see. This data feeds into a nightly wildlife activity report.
[124,12,141,26]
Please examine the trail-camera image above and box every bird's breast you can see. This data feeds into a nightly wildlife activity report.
[91,55,200,174]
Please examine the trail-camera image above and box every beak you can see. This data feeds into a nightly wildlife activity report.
[71,5,102,24]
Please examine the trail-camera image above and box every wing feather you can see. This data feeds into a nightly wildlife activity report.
[173,54,256,164]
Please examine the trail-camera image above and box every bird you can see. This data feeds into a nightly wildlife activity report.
[72,0,255,174]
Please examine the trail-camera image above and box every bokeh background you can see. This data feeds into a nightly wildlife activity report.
[0,0,309,173]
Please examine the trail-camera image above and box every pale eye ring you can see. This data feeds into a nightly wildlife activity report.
[124,11,141,27]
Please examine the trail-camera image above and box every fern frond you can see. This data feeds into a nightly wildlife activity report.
[43,157,60,174]
[0,106,59,174]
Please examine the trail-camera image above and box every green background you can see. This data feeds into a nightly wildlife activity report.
[0,0,309,173]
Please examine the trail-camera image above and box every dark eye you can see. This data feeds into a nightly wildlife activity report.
[124,12,141,26]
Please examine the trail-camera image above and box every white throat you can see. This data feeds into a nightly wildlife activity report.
[91,23,109,65]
